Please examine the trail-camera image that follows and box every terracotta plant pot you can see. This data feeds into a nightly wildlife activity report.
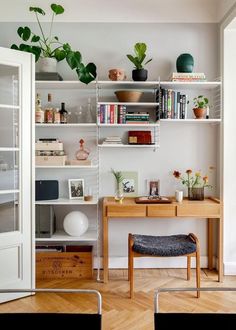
[193,107,205,119]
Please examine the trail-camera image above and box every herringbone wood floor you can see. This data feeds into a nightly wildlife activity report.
[1,269,236,329]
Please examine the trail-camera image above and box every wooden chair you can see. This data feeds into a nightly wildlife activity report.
[128,233,200,299]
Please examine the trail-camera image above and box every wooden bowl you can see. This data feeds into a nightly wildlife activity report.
[114,90,143,102]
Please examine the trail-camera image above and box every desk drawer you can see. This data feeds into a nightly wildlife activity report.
[107,205,146,217]
[177,204,221,217]
[147,205,176,217]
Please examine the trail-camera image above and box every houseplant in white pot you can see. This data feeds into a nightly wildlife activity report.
[11,3,96,84]
[126,42,152,81]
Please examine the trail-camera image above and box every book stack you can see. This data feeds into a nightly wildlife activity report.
[125,112,150,124]
[102,136,123,145]
[156,88,188,119]
[171,72,206,82]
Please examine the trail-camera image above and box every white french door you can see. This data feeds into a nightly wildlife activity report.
[0,47,34,302]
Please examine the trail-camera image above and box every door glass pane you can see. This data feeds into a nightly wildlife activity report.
[0,64,19,106]
[0,193,19,233]
[0,107,18,148]
[0,151,18,190]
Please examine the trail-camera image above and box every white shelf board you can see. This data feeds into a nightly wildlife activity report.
[35,230,97,242]
[97,80,159,89]
[98,123,159,127]
[0,189,19,195]
[35,123,97,127]
[160,81,221,90]
[35,198,98,205]
[98,144,159,148]
[0,104,19,109]
[97,102,158,106]
[160,119,221,123]
[0,147,19,151]
[36,80,96,89]
[35,165,98,169]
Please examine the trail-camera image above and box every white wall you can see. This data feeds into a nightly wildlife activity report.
[0,0,222,23]
[0,21,220,267]
[222,17,236,274]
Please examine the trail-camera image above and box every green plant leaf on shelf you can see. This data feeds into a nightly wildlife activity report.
[51,4,64,15]
[29,7,45,15]
[17,26,31,41]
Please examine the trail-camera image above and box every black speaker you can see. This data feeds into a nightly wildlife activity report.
[36,180,59,201]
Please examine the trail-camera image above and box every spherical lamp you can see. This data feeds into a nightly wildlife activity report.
[176,53,194,73]
[63,211,88,237]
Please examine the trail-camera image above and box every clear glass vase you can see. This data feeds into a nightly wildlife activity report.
[188,187,204,200]
[114,183,124,203]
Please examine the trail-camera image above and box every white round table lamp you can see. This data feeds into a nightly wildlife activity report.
[63,211,88,237]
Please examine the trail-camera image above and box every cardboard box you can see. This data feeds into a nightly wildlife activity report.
[36,246,93,279]
[36,155,67,166]
[35,141,64,151]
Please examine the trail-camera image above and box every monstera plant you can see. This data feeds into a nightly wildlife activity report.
[11,3,96,84]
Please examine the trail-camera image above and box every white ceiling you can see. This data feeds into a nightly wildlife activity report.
[0,0,235,23]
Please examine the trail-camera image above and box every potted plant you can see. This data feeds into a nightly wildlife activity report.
[111,168,124,202]
[193,95,209,119]
[10,3,96,84]
[126,42,152,81]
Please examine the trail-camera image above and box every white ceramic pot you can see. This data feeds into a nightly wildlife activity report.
[38,57,57,73]
[63,211,89,237]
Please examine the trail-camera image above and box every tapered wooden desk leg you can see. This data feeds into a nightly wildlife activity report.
[187,256,191,280]
[103,215,109,283]
[208,218,214,270]
[218,217,223,282]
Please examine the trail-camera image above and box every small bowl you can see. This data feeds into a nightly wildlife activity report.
[114,90,143,102]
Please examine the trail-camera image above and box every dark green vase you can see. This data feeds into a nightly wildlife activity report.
[176,53,194,73]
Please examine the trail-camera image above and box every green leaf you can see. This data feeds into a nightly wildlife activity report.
[63,43,71,52]
[17,26,31,41]
[54,36,59,41]
[135,43,146,58]
[31,46,41,61]
[66,51,81,70]
[144,58,152,65]
[76,62,97,84]
[127,55,141,69]
[204,98,209,104]
[54,49,66,62]
[31,35,40,42]
[29,7,45,15]
[51,4,64,15]
[11,44,19,50]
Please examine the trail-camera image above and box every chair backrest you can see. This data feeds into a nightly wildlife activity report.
[0,288,102,330]
[154,287,236,329]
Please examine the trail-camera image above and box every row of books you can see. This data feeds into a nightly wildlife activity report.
[98,104,151,124]
[156,88,188,119]
[171,72,206,82]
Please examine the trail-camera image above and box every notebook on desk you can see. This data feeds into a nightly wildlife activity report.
[135,196,172,204]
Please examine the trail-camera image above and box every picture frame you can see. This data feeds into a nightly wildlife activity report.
[120,171,138,197]
[147,179,160,197]
[68,179,84,200]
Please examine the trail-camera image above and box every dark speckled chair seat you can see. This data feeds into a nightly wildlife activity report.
[132,234,196,257]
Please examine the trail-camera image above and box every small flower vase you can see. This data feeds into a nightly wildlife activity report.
[188,187,204,200]
[114,182,124,203]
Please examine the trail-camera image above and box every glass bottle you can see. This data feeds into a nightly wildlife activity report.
[53,107,60,124]
[85,97,93,123]
[59,102,68,124]
[35,93,44,123]
[44,93,54,123]
[75,139,90,160]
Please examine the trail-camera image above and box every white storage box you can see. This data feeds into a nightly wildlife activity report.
[36,155,67,166]
[35,141,64,151]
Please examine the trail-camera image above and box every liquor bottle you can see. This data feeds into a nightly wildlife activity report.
[44,93,54,123]
[85,97,93,123]
[35,93,44,123]
[53,108,60,124]
[59,102,68,124]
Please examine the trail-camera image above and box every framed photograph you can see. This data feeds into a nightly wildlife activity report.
[68,179,84,200]
[121,171,138,197]
[147,179,160,197]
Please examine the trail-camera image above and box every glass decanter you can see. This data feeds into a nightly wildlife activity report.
[75,139,90,160]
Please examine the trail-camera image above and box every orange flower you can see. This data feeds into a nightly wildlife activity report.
[203,176,208,183]
[186,169,192,174]
[173,170,181,178]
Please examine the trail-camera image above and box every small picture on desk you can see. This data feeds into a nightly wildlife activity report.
[147,179,160,197]
[121,171,138,197]
[68,179,84,200]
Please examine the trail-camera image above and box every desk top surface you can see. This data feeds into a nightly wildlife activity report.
[103,197,221,206]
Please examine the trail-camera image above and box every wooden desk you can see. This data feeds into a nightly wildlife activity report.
[102,197,222,283]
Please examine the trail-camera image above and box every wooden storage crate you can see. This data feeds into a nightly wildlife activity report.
[36,246,93,279]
